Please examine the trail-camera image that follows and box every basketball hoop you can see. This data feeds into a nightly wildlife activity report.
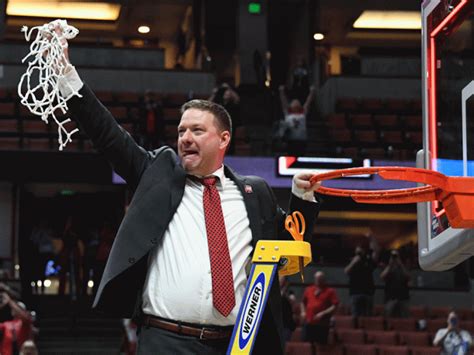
[310,167,474,228]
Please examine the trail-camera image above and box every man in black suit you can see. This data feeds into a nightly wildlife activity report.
[54,28,320,355]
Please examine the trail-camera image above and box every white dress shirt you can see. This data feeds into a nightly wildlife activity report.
[142,166,253,325]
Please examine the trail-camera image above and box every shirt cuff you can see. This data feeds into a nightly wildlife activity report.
[58,65,83,98]
[292,183,317,202]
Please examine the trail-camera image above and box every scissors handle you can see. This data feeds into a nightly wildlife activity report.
[285,211,306,241]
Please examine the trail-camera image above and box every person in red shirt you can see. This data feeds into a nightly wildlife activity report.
[301,271,338,344]
[0,293,34,355]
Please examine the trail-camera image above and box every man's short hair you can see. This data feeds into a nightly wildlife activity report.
[180,99,232,136]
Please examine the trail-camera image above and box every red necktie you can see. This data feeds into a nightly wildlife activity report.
[200,176,235,317]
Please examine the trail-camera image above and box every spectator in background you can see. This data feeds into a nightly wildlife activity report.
[0,283,20,323]
[278,85,315,156]
[381,249,410,318]
[209,83,241,154]
[0,293,34,355]
[58,216,84,300]
[301,271,338,345]
[290,58,310,104]
[279,276,296,345]
[19,340,38,355]
[433,311,472,355]
[344,237,379,317]
[141,91,164,150]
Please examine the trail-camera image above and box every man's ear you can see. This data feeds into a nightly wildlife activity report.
[220,130,231,151]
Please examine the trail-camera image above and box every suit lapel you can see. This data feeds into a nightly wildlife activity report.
[170,162,187,211]
[225,166,262,246]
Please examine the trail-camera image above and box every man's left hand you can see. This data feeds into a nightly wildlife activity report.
[293,173,321,192]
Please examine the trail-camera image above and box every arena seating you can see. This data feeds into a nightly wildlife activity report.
[284,304,473,355]
[326,97,422,160]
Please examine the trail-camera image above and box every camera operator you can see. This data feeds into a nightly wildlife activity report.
[433,311,472,355]
[381,250,410,318]
[344,236,379,317]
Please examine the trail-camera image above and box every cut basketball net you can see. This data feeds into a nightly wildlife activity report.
[310,167,474,228]
[18,19,81,151]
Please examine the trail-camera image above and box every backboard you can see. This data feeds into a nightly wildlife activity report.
[418,0,474,270]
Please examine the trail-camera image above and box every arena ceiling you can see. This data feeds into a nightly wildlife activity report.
[3,0,422,47]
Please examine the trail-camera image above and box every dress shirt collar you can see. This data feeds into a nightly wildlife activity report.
[188,165,226,189]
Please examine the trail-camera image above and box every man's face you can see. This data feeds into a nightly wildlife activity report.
[178,108,229,176]
[448,312,458,327]
[314,272,325,287]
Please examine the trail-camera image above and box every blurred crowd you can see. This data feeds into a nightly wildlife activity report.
[0,282,38,355]
[28,216,117,299]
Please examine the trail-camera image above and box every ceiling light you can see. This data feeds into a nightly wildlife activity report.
[313,33,325,41]
[138,25,150,34]
[6,1,121,21]
[353,10,421,30]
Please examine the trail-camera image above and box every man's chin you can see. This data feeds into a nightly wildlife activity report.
[181,159,200,174]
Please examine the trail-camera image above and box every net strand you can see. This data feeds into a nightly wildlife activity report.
[18,20,81,151]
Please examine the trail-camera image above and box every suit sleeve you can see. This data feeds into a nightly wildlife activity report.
[67,84,151,190]
[263,182,320,242]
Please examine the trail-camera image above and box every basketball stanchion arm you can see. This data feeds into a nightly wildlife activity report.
[227,240,312,355]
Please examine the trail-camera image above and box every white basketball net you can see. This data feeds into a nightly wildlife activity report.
[18,19,81,151]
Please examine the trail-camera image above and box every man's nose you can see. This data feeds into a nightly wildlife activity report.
[180,129,192,143]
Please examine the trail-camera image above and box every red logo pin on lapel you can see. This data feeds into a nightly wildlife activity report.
[245,185,253,194]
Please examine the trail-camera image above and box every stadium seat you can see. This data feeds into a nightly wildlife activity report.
[0,119,18,133]
[366,330,398,345]
[343,344,377,355]
[0,137,20,150]
[354,130,378,144]
[0,102,16,116]
[360,98,385,113]
[429,307,451,319]
[377,345,410,355]
[349,114,373,129]
[398,331,430,346]
[333,315,355,330]
[331,128,352,144]
[22,119,51,134]
[358,316,385,331]
[327,113,347,129]
[457,308,472,320]
[373,114,400,129]
[385,98,412,113]
[409,306,428,319]
[336,329,365,344]
[336,98,359,112]
[409,346,440,355]
[400,115,422,130]
[387,318,417,332]
[381,130,404,144]
[314,344,343,355]
[285,342,312,355]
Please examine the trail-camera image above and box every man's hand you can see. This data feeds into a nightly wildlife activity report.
[53,23,71,66]
[293,173,321,193]
[313,312,324,321]
[292,173,321,202]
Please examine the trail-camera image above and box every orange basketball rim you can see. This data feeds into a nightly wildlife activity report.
[309,167,474,229]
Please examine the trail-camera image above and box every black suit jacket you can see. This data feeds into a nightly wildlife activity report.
[68,85,320,353]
